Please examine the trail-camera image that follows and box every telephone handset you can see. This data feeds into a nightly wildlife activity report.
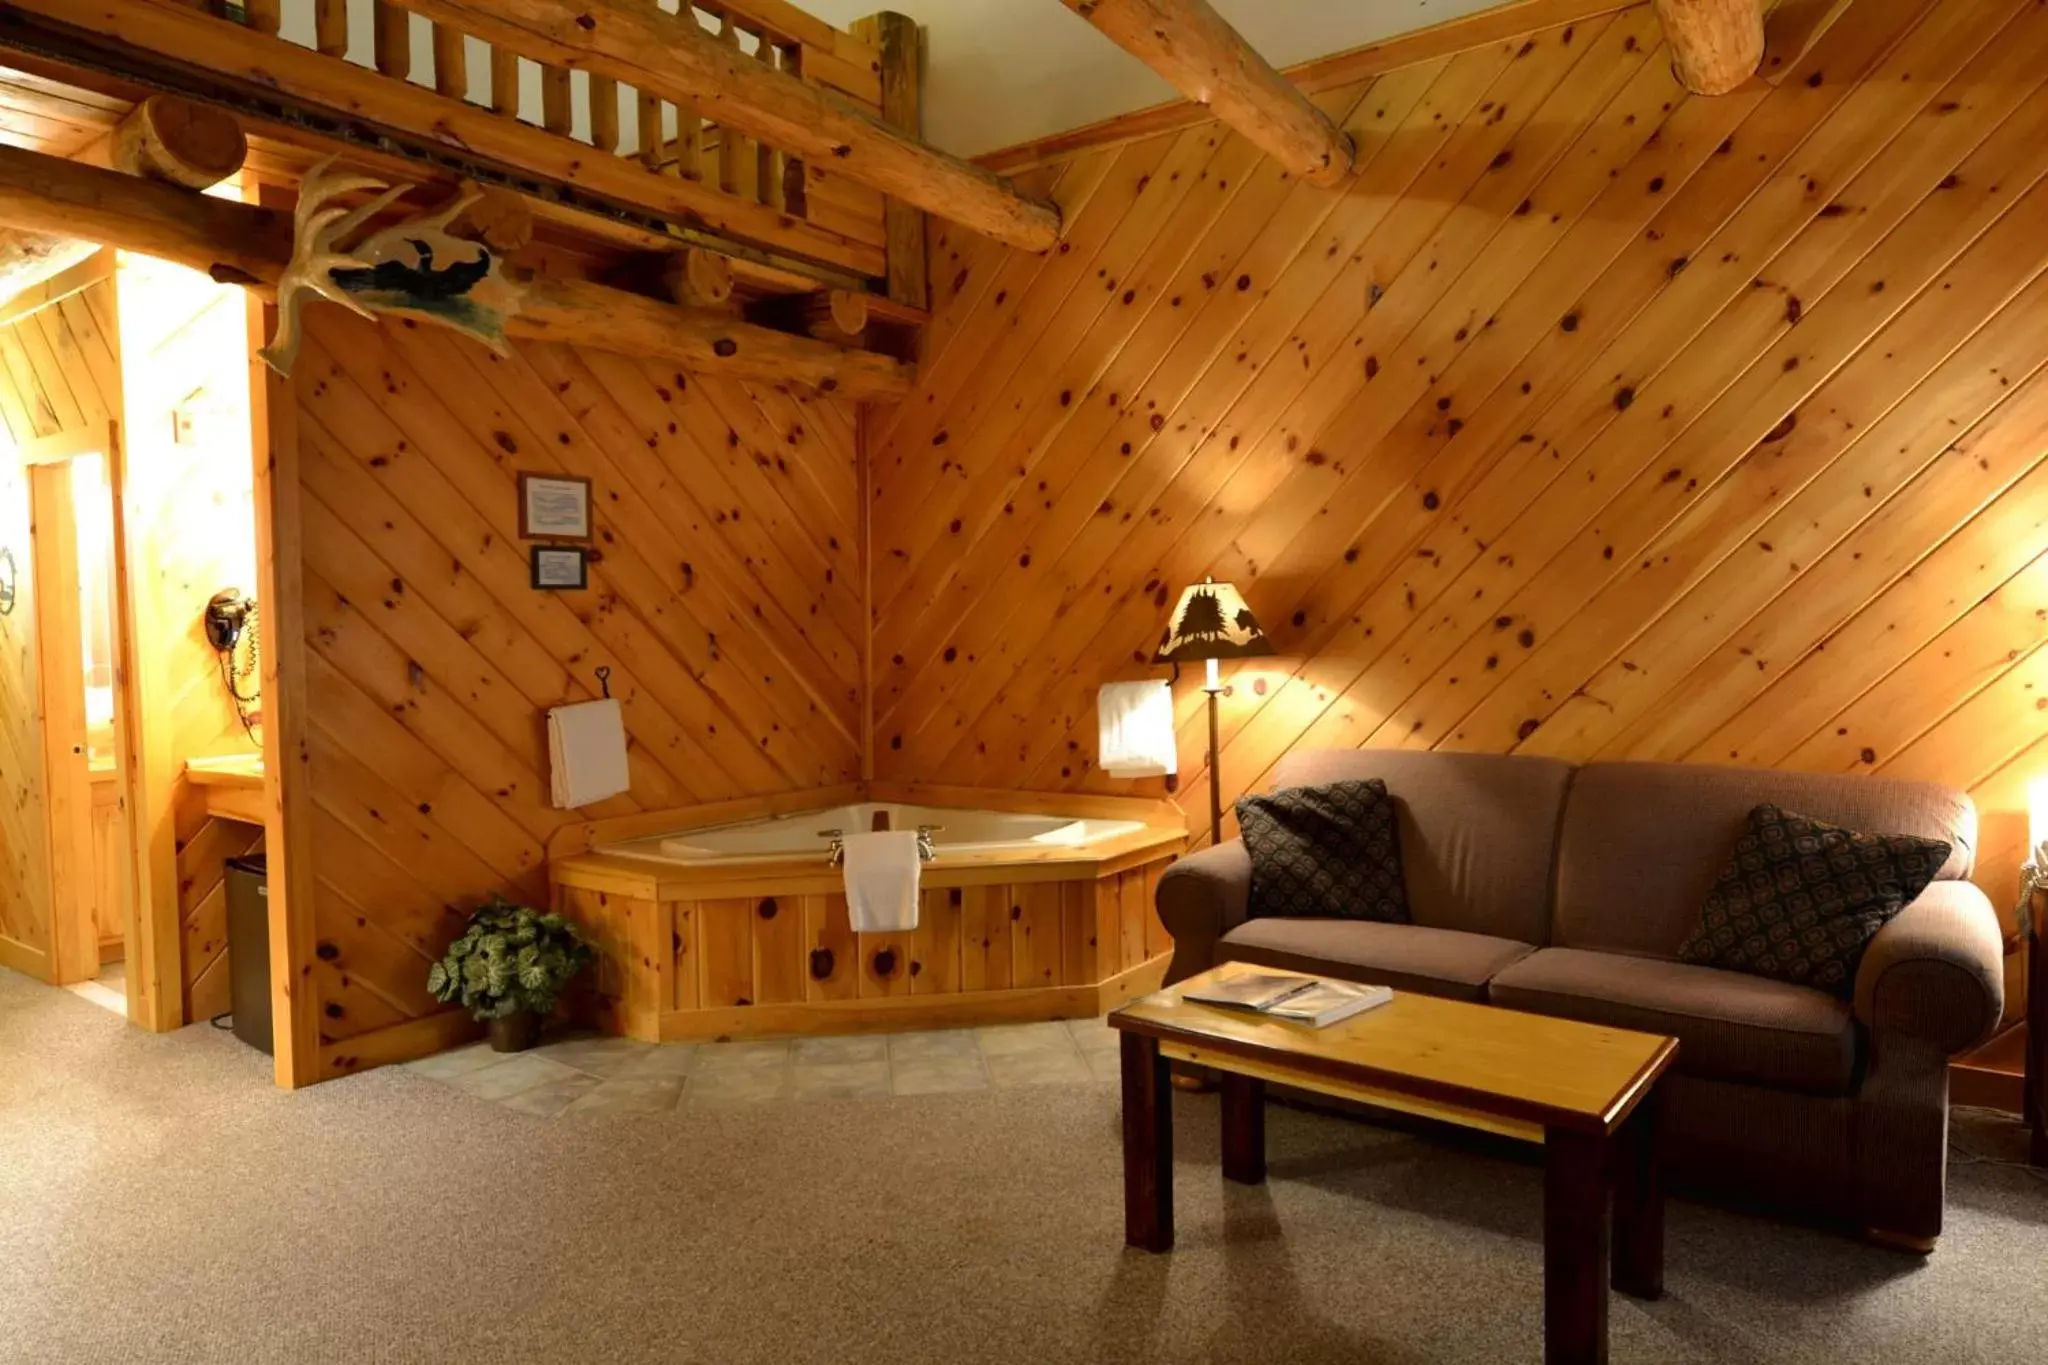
[206,589,261,743]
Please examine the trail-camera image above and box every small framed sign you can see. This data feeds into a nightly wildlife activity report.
[530,545,589,591]
[517,472,592,541]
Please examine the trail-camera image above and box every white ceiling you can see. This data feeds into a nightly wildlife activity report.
[803,0,1506,158]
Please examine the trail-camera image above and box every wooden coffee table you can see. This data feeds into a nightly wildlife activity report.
[1110,962,1679,1365]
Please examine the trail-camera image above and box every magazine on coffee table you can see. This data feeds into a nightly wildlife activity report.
[1183,970,1392,1028]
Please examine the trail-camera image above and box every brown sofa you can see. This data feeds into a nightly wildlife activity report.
[1157,749,2005,1247]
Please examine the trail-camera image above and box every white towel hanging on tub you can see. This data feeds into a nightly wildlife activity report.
[1098,680,1177,779]
[548,698,630,809]
[842,830,921,933]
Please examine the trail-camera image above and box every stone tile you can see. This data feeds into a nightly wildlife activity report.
[533,1034,654,1078]
[985,1048,1093,1089]
[447,1052,584,1102]
[560,1075,685,1117]
[496,1071,603,1118]
[792,1035,888,1065]
[889,1057,990,1097]
[694,1039,793,1072]
[886,1029,981,1063]
[405,1043,508,1082]
[615,1044,698,1078]
[789,1060,893,1101]
[685,1067,793,1109]
[1066,1016,1122,1054]
[975,1022,1081,1058]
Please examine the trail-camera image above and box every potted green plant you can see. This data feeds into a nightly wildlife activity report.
[427,896,593,1053]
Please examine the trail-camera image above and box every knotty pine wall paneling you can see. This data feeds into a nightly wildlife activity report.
[870,0,2048,937]
[287,308,862,1066]
[115,255,267,1030]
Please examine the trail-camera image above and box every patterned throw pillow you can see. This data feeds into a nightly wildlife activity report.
[1236,779,1410,923]
[1676,804,1950,999]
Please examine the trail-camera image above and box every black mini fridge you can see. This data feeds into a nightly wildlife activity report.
[224,853,273,1056]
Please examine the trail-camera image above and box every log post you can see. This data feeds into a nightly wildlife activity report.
[85,95,250,190]
[448,183,535,255]
[660,248,735,310]
[851,12,928,308]
[0,96,248,306]
[378,0,1062,252]
[1652,0,1765,95]
[1060,0,1353,188]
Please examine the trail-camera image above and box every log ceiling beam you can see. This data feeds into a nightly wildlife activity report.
[0,94,247,307]
[1059,0,1354,188]
[0,144,914,400]
[378,0,1064,253]
[1651,0,1766,95]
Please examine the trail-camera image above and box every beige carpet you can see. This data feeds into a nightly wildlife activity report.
[4,969,2047,1364]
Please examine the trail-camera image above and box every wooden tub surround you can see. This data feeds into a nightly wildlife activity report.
[549,786,1186,1042]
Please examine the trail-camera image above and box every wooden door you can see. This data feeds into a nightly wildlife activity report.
[27,457,102,984]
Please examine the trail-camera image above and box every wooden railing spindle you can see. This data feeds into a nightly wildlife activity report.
[432,24,469,100]
[242,0,282,36]
[490,48,522,119]
[313,0,349,57]
[372,1,412,78]
[758,41,786,209]
[540,65,574,135]
[590,74,622,153]
[716,15,759,201]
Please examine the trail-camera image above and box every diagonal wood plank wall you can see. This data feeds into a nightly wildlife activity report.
[868,0,2048,945]
[289,307,862,1050]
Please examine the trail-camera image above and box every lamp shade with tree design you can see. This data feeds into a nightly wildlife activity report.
[1153,579,1273,668]
[1154,578,1272,843]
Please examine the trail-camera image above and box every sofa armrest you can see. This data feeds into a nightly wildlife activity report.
[1156,840,1253,985]
[1853,879,2005,1055]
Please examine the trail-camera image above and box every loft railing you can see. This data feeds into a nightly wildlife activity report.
[221,0,889,279]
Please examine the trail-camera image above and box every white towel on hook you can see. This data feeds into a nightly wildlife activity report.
[842,830,921,933]
[1098,680,1178,779]
[548,698,630,809]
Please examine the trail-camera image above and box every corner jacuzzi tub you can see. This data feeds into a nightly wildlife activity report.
[602,802,1149,866]
[549,789,1188,1044]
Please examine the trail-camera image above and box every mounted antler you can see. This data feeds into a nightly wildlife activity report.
[260,159,524,376]
[260,157,409,376]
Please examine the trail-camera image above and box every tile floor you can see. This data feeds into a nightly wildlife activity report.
[404,1017,1126,1118]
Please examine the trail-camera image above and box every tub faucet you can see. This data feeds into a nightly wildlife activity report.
[822,826,941,868]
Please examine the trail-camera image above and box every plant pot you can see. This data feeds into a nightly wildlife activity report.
[486,1009,543,1053]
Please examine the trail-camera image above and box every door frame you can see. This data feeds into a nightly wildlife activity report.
[19,419,172,1026]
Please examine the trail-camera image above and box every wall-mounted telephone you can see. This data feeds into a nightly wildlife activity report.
[206,589,261,744]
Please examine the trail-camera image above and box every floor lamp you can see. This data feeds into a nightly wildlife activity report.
[1154,578,1273,844]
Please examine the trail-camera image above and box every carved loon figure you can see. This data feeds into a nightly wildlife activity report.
[333,238,493,301]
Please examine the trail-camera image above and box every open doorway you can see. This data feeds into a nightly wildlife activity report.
[26,435,131,1011]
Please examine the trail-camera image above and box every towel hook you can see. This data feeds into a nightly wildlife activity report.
[595,666,612,699]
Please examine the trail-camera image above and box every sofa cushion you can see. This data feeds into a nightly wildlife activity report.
[1236,778,1410,924]
[1489,948,1858,1094]
[1677,804,1950,999]
[1271,749,1574,944]
[1219,918,1535,1002]
[1555,761,1975,957]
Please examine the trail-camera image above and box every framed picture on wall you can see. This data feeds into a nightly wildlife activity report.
[530,545,589,592]
[517,472,592,541]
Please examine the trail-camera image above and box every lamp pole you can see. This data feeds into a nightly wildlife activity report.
[1205,655,1224,845]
